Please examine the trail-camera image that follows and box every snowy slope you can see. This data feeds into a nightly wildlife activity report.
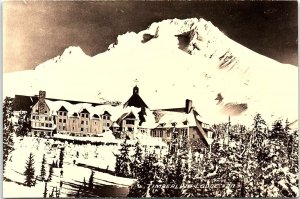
[3,18,298,125]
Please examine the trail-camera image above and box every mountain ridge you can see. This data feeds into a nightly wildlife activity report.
[3,18,297,125]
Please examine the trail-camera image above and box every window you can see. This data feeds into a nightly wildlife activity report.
[102,116,106,120]
[86,121,88,125]
[95,122,96,125]
[103,130,105,132]
[63,126,66,130]
[63,119,66,123]
[45,123,48,127]
[73,127,75,130]
[81,121,84,124]
[32,116,35,120]
[36,116,39,120]
[193,134,195,139]
[107,116,110,120]
[73,120,75,123]
[86,128,88,132]
[81,128,84,132]
[81,114,85,117]
[86,114,89,118]
[126,120,134,125]
[59,119,62,122]
[49,124,52,128]
[64,112,67,116]
[160,131,163,137]
[128,127,133,132]
[36,109,38,113]
[45,111,47,114]
[59,112,62,116]
[45,116,48,121]
[107,123,109,127]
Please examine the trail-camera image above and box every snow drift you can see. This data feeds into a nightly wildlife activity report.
[3,18,298,125]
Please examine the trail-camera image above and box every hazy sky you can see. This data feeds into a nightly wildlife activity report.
[3,1,298,73]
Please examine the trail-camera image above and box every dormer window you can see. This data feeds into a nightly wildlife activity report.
[160,123,166,127]
[64,112,67,116]
[183,120,188,125]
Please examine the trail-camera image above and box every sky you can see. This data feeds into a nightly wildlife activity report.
[3,1,298,73]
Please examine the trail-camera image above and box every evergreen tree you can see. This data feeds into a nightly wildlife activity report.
[3,97,14,172]
[131,141,143,178]
[43,182,48,198]
[252,113,266,147]
[284,119,291,134]
[24,153,35,187]
[15,111,30,137]
[271,120,284,139]
[115,139,131,177]
[47,164,54,182]
[59,148,65,168]
[83,177,86,187]
[88,170,94,189]
[40,154,47,181]
[128,152,157,197]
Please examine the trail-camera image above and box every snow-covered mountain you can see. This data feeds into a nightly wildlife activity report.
[4,18,298,125]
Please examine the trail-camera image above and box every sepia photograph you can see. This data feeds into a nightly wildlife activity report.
[2,1,298,198]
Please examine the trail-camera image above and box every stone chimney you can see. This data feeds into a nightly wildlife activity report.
[185,99,193,114]
[39,90,46,102]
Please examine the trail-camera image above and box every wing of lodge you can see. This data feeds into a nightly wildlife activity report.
[12,86,213,148]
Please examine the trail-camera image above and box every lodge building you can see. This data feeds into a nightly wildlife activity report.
[13,85,213,148]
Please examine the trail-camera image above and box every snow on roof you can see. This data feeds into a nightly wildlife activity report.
[156,111,196,128]
[112,122,120,127]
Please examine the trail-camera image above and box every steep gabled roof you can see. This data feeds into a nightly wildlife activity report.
[92,114,100,118]
[72,112,78,117]
[124,94,148,109]
[58,106,68,112]
[124,112,136,120]
[12,94,105,112]
[80,108,90,114]
[13,95,39,112]
[102,110,111,116]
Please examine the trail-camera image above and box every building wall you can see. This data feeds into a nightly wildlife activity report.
[121,119,138,132]
[31,102,54,137]
[57,111,68,131]
[79,112,90,133]
[91,118,101,134]
[101,114,112,132]
[68,116,80,132]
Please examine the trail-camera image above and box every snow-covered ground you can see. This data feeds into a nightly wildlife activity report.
[3,136,140,198]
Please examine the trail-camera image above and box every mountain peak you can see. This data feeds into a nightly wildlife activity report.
[61,46,87,57]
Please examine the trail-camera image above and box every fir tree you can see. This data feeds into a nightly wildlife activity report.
[252,113,266,147]
[128,152,157,197]
[115,139,131,177]
[271,120,284,139]
[40,154,47,181]
[15,111,30,137]
[131,141,143,178]
[83,177,86,187]
[3,97,14,172]
[59,148,64,168]
[43,182,48,198]
[88,170,94,189]
[47,164,54,182]
[24,153,35,187]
